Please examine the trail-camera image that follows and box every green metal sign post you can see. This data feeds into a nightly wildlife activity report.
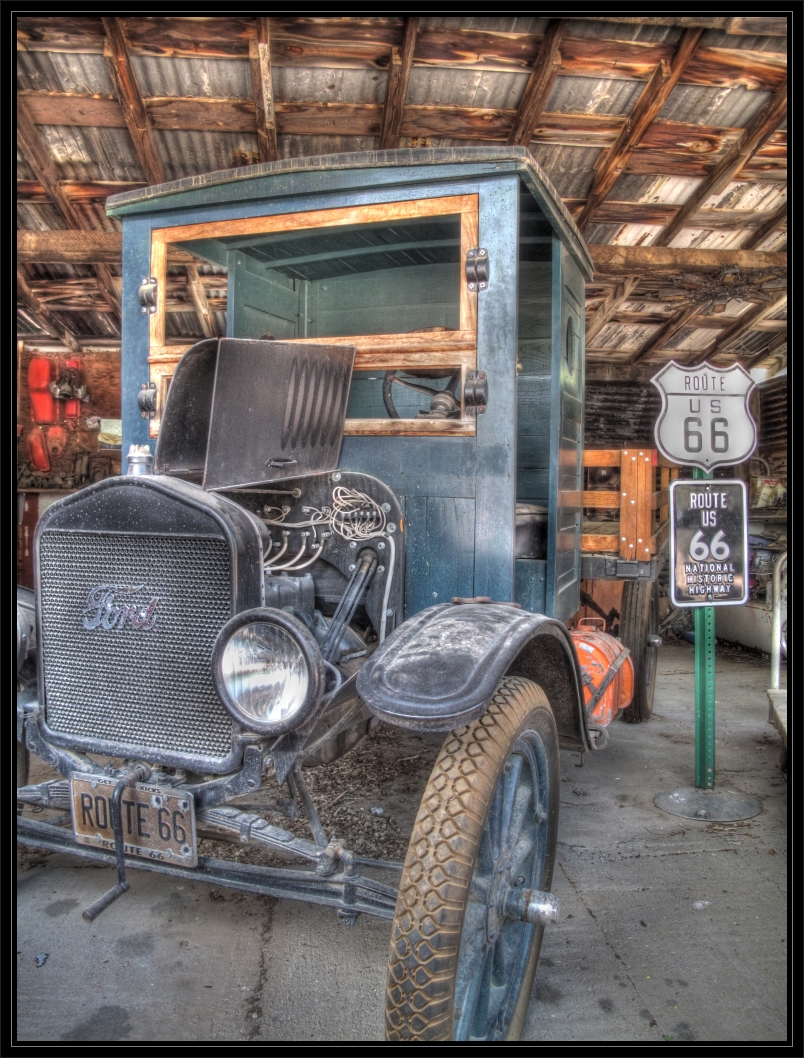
[693,467,716,789]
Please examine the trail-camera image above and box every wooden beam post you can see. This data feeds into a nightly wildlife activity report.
[185,264,217,338]
[380,17,418,149]
[741,202,787,250]
[17,269,80,352]
[17,96,120,322]
[250,16,278,162]
[506,20,565,147]
[102,16,166,185]
[654,80,788,247]
[585,276,639,345]
[576,28,704,232]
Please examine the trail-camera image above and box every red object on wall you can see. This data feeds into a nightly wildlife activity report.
[26,427,51,471]
[65,356,82,417]
[45,425,68,458]
[28,357,56,424]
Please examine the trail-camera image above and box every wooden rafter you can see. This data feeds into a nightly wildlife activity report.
[250,16,278,162]
[585,277,639,346]
[17,269,80,351]
[576,28,703,232]
[654,80,788,247]
[102,16,166,185]
[690,293,787,364]
[16,97,120,322]
[741,202,787,250]
[185,264,217,338]
[625,305,699,366]
[507,20,565,147]
[379,17,418,149]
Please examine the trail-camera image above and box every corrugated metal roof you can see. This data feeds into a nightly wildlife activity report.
[657,84,773,127]
[276,67,385,104]
[17,50,115,94]
[545,76,645,117]
[131,55,252,99]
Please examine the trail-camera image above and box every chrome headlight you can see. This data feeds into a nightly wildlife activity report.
[212,608,325,735]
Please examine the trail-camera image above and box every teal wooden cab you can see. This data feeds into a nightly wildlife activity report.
[107,147,593,623]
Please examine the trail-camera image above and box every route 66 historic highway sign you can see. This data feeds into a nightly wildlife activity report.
[651,361,757,471]
[670,479,748,607]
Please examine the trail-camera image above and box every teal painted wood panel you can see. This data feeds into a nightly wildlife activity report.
[546,239,585,622]
[472,176,519,603]
[312,262,458,339]
[228,252,300,339]
[404,496,475,617]
[515,559,547,614]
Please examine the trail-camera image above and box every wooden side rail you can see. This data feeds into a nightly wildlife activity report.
[581,448,679,560]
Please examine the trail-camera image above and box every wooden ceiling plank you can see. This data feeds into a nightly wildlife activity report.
[654,80,788,247]
[380,17,418,149]
[17,268,80,351]
[102,16,166,185]
[507,19,565,147]
[741,202,787,250]
[577,28,704,232]
[250,16,278,163]
[585,276,639,345]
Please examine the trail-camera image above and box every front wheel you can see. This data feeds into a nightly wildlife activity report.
[385,677,559,1042]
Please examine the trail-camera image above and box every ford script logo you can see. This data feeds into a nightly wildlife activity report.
[82,585,158,631]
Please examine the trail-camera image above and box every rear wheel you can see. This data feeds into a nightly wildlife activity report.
[619,579,659,723]
[385,677,559,1041]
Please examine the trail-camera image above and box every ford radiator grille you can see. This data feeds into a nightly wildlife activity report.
[38,531,234,762]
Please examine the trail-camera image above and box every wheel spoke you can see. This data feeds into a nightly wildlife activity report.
[507,784,533,852]
[469,946,494,1039]
[486,779,504,856]
[491,930,507,987]
[500,754,524,841]
[456,930,490,1033]
[509,836,535,881]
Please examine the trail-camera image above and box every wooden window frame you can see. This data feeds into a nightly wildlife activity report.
[148,195,479,438]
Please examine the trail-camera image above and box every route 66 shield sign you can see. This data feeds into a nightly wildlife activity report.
[651,361,757,470]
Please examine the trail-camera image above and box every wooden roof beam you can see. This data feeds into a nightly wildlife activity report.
[576,28,704,232]
[16,97,120,324]
[379,17,418,149]
[626,305,699,366]
[585,276,639,346]
[17,230,195,264]
[741,202,787,250]
[507,20,565,147]
[102,16,166,185]
[250,16,278,162]
[654,80,787,247]
[589,245,786,277]
[17,269,80,352]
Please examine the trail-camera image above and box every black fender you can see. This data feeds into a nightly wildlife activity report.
[356,603,593,752]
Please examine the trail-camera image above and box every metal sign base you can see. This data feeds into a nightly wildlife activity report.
[655,786,762,822]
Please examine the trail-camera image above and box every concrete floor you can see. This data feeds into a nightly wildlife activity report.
[16,641,787,1042]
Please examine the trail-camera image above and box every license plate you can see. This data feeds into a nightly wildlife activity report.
[70,774,197,867]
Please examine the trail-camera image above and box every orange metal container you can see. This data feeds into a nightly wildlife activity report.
[570,620,634,727]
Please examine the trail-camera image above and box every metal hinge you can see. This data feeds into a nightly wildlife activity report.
[138,276,158,314]
[137,381,157,419]
[465,248,489,291]
[464,370,488,416]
